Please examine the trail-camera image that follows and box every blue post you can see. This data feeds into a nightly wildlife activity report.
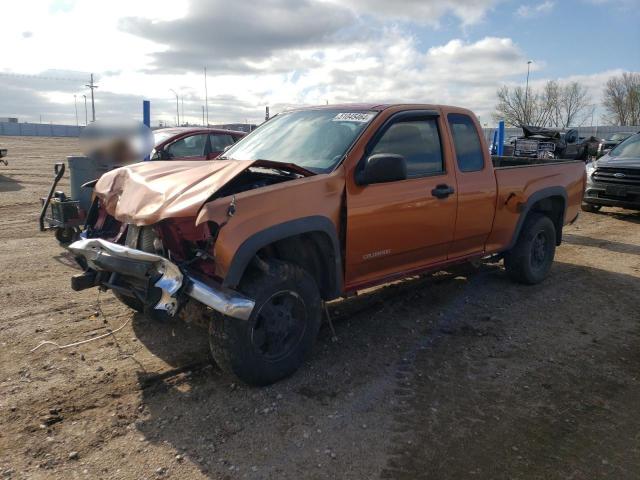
[491,129,498,155]
[143,100,150,128]
[497,120,505,156]
[143,100,151,161]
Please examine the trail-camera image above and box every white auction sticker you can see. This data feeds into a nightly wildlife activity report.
[332,112,375,123]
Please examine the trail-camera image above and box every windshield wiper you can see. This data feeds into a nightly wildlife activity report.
[252,159,316,177]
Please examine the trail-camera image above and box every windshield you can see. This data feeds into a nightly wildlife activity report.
[153,130,179,146]
[609,133,640,158]
[220,109,377,172]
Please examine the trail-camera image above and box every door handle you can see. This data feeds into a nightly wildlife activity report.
[431,184,455,199]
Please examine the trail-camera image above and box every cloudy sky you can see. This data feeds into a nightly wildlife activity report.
[1,0,638,126]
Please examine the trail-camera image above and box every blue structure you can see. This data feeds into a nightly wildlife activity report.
[497,120,505,156]
[143,100,150,128]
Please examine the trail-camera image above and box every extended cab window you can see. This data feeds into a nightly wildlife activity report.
[447,114,484,172]
[167,134,207,158]
[370,119,443,177]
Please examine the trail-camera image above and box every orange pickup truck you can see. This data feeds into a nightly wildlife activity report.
[68,104,585,385]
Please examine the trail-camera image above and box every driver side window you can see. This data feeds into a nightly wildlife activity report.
[370,119,444,178]
[167,134,207,158]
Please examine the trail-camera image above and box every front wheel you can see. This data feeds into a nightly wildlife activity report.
[209,260,322,386]
[504,213,556,285]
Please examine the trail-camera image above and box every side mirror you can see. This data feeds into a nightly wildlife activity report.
[356,153,407,185]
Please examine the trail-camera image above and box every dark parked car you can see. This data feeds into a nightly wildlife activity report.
[513,126,597,160]
[596,131,635,158]
[0,146,7,165]
[151,127,246,161]
[583,132,640,212]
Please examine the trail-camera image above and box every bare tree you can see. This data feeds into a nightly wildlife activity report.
[559,82,591,127]
[603,72,640,126]
[495,80,593,127]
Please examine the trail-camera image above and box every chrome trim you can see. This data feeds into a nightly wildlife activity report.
[185,277,254,321]
[68,238,254,320]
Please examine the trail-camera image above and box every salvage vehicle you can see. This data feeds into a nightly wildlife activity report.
[583,132,640,212]
[67,104,585,385]
[150,127,245,161]
[40,127,245,245]
[514,126,597,160]
[0,146,7,166]
[596,131,635,158]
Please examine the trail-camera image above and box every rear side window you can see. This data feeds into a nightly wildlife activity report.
[370,119,444,177]
[210,133,236,152]
[167,134,207,158]
[447,114,484,172]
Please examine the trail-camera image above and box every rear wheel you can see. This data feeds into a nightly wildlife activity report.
[504,213,556,285]
[209,260,322,386]
[581,203,602,213]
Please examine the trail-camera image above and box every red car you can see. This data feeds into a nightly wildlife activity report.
[150,127,246,161]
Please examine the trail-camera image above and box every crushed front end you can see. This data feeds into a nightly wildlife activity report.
[69,209,254,321]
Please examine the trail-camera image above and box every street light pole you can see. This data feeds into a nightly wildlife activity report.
[82,95,88,126]
[204,66,209,126]
[169,89,179,126]
[524,60,532,124]
[85,73,98,122]
[73,94,79,127]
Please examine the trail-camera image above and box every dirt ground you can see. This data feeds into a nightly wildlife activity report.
[0,135,639,480]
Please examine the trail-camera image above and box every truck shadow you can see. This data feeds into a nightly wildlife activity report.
[0,174,24,192]
[563,233,640,255]
[597,209,640,224]
[130,260,640,479]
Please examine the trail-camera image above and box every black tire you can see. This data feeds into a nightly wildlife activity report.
[504,213,556,285]
[56,227,77,245]
[581,203,602,213]
[209,260,322,386]
[112,226,168,319]
[113,291,144,312]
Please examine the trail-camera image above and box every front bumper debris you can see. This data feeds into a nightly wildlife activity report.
[68,238,254,320]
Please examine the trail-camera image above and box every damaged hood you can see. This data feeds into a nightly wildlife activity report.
[94,160,255,225]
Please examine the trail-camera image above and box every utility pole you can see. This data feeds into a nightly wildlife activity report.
[85,74,98,122]
[202,106,205,126]
[82,95,88,125]
[169,89,179,126]
[73,94,79,127]
[181,96,184,125]
[524,60,532,124]
[204,67,209,126]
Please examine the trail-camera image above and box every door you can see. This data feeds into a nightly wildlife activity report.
[345,114,458,288]
[165,133,209,160]
[446,112,497,258]
[562,129,580,158]
[208,133,237,159]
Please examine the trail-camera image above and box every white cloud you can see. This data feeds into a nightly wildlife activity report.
[516,1,555,18]
[0,0,634,127]
[339,0,502,26]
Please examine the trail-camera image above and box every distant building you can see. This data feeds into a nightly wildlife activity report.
[0,117,18,123]
[214,123,258,133]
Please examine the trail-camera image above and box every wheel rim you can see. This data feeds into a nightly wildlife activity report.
[251,290,307,361]
[530,230,548,270]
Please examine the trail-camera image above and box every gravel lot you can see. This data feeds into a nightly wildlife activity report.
[1,135,639,480]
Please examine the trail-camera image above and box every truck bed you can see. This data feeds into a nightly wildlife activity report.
[485,156,586,253]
